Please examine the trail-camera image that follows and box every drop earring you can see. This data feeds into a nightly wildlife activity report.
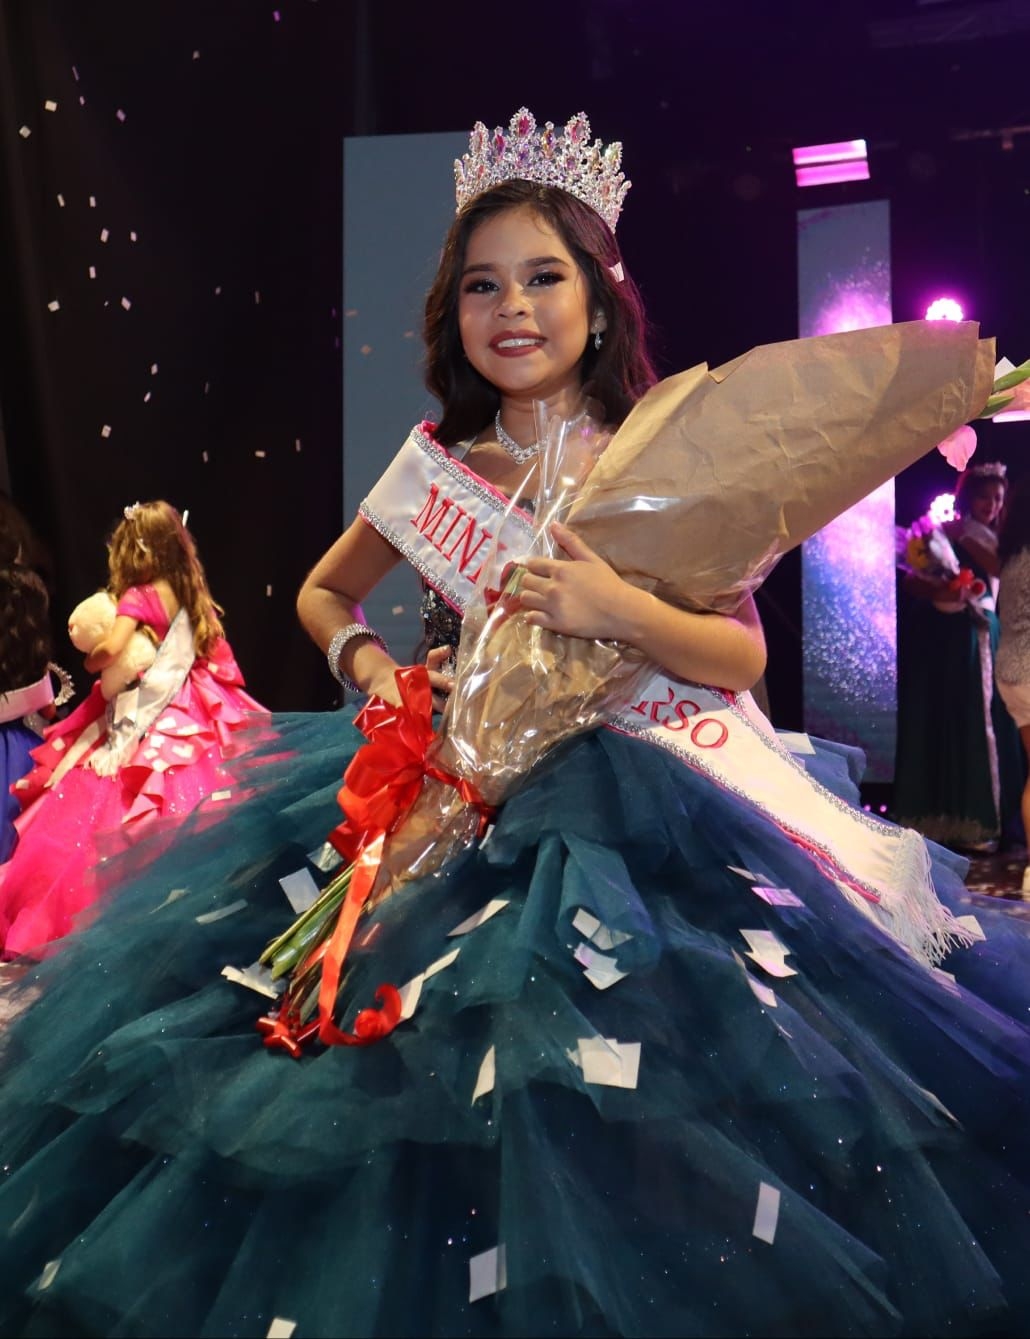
[593,329,603,350]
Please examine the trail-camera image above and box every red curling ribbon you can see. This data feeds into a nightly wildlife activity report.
[260,664,494,1054]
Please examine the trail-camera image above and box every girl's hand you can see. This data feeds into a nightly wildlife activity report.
[518,522,630,641]
[426,645,455,713]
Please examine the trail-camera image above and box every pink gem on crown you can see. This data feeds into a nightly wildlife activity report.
[454,108,631,234]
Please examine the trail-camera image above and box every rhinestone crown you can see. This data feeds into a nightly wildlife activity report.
[454,108,630,234]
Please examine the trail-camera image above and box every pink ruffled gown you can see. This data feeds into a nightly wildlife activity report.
[0,585,266,956]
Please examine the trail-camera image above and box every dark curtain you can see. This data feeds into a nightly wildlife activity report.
[1,0,1028,719]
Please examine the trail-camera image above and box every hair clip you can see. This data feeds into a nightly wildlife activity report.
[123,502,141,520]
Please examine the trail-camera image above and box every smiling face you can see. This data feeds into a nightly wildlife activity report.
[968,479,1005,527]
[457,205,597,417]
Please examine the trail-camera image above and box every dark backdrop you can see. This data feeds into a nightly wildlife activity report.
[1,0,1028,723]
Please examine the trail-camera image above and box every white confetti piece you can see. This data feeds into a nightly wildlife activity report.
[150,887,189,913]
[72,65,79,80]
[192,49,200,60]
[448,898,509,937]
[254,290,261,304]
[129,230,137,242]
[266,584,273,597]
[44,100,57,111]
[100,424,111,438]
[155,715,178,731]
[89,195,96,207]
[266,1320,296,1339]
[578,1036,640,1089]
[202,450,209,463]
[19,126,31,138]
[88,265,96,278]
[777,731,815,755]
[954,914,986,942]
[572,908,601,939]
[195,898,247,925]
[47,300,60,312]
[99,228,109,242]
[203,381,211,394]
[214,285,222,295]
[397,973,424,1020]
[79,95,85,106]
[469,1245,507,1303]
[56,193,65,206]
[116,108,126,122]
[150,363,158,374]
[170,743,194,760]
[210,788,232,802]
[360,343,372,355]
[37,1259,60,1291]
[739,928,797,979]
[221,962,281,1000]
[752,1182,781,1244]
[143,391,151,403]
[472,1045,495,1104]
[751,885,804,908]
[746,974,778,1008]
[391,604,405,616]
[574,942,628,990]
[424,947,460,979]
[931,967,961,996]
[254,450,267,459]
[295,438,302,451]
[727,864,760,881]
[120,296,132,310]
[278,868,320,915]
[307,841,343,873]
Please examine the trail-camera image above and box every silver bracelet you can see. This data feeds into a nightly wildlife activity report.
[327,623,389,693]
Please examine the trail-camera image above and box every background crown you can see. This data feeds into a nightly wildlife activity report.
[454,108,630,234]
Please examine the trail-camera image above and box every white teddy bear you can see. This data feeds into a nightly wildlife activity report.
[67,591,157,701]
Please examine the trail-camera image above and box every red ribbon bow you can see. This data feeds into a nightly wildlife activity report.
[259,664,493,1056]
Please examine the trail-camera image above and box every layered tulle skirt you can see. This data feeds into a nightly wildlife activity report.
[2,709,1030,1336]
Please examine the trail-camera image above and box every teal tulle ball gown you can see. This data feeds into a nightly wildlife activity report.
[3,703,1030,1338]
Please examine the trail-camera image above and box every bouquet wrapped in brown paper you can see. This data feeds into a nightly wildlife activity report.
[565,320,998,613]
[258,321,1013,1050]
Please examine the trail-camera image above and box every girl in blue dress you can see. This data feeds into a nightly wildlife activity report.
[2,108,1030,1339]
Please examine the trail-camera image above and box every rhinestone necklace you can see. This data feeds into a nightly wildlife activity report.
[494,411,540,465]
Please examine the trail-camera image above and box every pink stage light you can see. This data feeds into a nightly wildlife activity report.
[928,492,956,525]
[796,161,871,187]
[925,297,964,321]
[794,139,869,188]
[792,139,868,166]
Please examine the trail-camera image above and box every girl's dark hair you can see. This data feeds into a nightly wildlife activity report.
[0,565,52,693]
[998,474,1030,564]
[424,180,658,446]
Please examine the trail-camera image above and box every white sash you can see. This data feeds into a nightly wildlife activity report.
[0,673,54,726]
[362,424,971,966]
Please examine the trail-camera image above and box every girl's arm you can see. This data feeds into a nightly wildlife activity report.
[518,522,766,692]
[296,517,408,702]
[84,614,139,673]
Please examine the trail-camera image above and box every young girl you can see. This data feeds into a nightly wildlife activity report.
[3,111,1030,1338]
[0,500,265,957]
[894,462,1024,851]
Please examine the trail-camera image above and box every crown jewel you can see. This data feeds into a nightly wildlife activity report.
[454,108,630,233]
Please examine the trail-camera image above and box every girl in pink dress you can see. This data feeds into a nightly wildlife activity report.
[0,500,266,957]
